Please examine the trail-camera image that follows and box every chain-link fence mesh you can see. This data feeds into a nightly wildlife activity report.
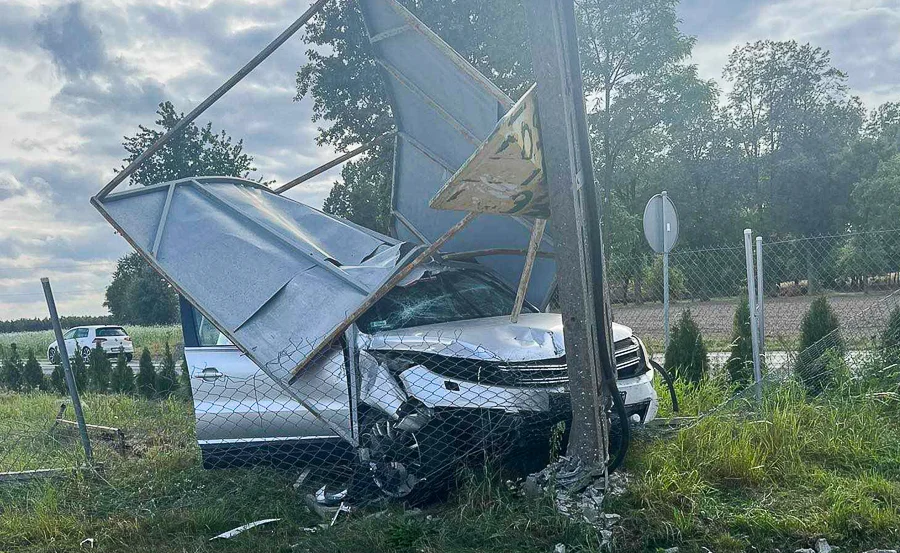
[2,228,900,545]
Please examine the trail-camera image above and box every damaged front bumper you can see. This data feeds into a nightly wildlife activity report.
[397,362,658,423]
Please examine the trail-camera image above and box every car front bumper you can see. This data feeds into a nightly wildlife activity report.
[398,363,658,424]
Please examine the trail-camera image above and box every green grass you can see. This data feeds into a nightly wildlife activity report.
[2,364,900,552]
[0,325,182,359]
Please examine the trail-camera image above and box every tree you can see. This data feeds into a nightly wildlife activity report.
[136,348,157,399]
[881,306,900,368]
[795,296,843,394]
[50,363,66,394]
[87,343,111,392]
[155,342,179,398]
[22,349,45,392]
[725,295,754,387]
[723,40,864,237]
[70,348,88,393]
[110,352,135,394]
[177,358,192,400]
[850,154,900,232]
[664,310,708,384]
[1,343,23,391]
[295,0,534,232]
[120,101,257,189]
[106,101,260,324]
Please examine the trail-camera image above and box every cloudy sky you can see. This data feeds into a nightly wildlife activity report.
[1,0,898,320]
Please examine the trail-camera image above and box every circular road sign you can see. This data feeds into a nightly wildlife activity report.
[643,192,679,254]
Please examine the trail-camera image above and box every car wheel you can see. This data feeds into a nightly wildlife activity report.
[125,353,133,362]
[353,411,454,504]
[81,346,91,362]
[48,348,58,364]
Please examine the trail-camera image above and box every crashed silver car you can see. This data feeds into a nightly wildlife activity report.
[183,256,658,498]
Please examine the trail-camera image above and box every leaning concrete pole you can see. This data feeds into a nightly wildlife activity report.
[525,0,614,465]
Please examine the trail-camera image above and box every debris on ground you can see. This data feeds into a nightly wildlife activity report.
[209,518,281,540]
[523,456,623,536]
[554,544,566,553]
[79,538,94,548]
[815,538,833,553]
[663,547,679,553]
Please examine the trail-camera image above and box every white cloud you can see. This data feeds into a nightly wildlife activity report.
[682,0,900,108]
[0,0,344,319]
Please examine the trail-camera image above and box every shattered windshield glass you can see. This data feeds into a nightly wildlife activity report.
[357,269,535,333]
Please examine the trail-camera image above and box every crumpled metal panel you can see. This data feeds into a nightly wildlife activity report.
[430,86,550,218]
[95,176,416,442]
[359,0,557,307]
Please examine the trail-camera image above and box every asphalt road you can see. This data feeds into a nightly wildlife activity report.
[39,360,140,375]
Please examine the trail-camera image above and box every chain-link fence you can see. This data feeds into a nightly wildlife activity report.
[609,229,900,369]
[3,228,900,547]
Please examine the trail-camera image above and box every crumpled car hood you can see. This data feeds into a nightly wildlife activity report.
[361,312,632,362]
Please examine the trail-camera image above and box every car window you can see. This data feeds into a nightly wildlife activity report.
[75,328,90,339]
[194,310,233,346]
[96,327,127,337]
[357,269,534,333]
[63,329,77,339]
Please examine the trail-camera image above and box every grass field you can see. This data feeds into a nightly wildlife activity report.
[1,366,899,552]
[0,325,183,360]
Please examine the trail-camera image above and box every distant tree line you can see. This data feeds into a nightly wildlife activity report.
[0,315,113,334]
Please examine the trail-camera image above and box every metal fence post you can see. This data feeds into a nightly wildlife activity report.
[41,278,93,464]
[755,236,765,360]
[661,191,670,350]
[743,231,762,401]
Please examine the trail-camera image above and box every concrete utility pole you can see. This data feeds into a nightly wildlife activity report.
[524,0,615,465]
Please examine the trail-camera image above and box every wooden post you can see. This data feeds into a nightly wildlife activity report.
[511,218,547,323]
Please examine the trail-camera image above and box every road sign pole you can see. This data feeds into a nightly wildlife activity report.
[525,0,613,467]
[743,230,762,402]
[661,191,670,350]
[41,278,93,464]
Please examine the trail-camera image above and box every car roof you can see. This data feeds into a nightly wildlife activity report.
[70,325,126,330]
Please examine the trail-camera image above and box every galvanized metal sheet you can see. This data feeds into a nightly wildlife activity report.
[359,0,557,307]
[430,86,550,218]
[95,176,416,442]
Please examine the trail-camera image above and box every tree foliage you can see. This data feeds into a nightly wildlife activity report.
[1,343,23,391]
[156,342,179,398]
[22,349,45,392]
[725,295,754,387]
[88,343,112,392]
[136,348,157,399]
[110,352,135,394]
[795,296,843,394]
[105,101,260,325]
[664,309,708,384]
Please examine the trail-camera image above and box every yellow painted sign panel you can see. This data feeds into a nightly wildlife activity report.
[429,85,550,217]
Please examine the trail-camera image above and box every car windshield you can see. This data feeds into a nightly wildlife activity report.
[96,327,127,337]
[357,269,534,333]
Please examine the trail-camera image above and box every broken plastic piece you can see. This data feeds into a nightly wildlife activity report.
[209,518,281,540]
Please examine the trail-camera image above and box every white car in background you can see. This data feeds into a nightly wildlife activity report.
[47,325,134,364]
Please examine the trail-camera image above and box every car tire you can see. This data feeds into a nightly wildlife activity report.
[351,410,454,505]
[81,346,91,362]
[48,348,58,364]
[125,353,133,362]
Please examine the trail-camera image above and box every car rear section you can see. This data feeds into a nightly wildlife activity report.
[93,327,134,358]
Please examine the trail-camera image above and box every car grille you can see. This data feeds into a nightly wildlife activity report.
[377,336,647,388]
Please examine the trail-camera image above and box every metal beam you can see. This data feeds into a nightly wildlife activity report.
[511,218,547,323]
[392,209,432,245]
[369,25,410,43]
[397,131,456,173]
[94,0,330,200]
[275,132,396,194]
[151,182,176,257]
[290,212,478,382]
[377,59,481,146]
